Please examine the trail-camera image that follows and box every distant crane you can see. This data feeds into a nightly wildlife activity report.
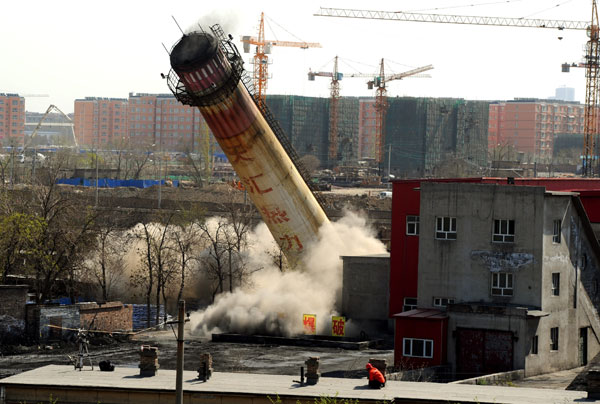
[308,56,342,161]
[27,104,77,149]
[241,12,321,108]
[314,7,597,174]
[368,61,433,163]
[309,58,432,163]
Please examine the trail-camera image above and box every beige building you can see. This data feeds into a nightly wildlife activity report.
[412,182,600,377]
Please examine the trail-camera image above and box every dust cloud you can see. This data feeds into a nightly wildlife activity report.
[190,10,242,36]
[189,210,387,337]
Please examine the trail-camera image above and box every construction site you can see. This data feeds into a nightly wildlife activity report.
[5,1,600,404]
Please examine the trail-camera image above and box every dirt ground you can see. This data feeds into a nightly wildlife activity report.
[0,324,394,381]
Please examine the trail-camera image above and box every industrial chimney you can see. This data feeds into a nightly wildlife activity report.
[166,25,329,265]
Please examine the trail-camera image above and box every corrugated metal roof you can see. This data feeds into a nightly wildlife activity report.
[393,308,447,320]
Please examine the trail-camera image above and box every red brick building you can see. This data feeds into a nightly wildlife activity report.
[358,98,377,159]
[128,93,206,152]
[73,97,128,147]
[488,99,585,160]
[0,93,25,145]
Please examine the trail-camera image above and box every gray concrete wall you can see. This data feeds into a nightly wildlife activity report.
[417,183,600,377]
[418,183,545,309]
[38,306,80,340]
[341,253,390,334]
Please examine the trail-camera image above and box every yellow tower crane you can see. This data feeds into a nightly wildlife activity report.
[314,6,595,174]
[241,12,321,109]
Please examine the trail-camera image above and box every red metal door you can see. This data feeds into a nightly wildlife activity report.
[456,328,513,378]
[457,328,484,378]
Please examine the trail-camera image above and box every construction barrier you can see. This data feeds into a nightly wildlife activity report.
[56,178,179,189]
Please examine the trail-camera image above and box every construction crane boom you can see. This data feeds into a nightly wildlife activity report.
[241,12,321,108]
[27,104,77,149]
[242,37,321,49]
[314,7,588,30]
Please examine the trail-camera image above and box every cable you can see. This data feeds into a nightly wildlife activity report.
[520,0,575,18]
[406,0,526,13]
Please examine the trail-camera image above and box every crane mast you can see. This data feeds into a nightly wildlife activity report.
[374,59,388,164]
[584,1,600,177]
[329,56,341,162]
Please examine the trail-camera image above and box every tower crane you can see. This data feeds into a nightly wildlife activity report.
[309,58,433,164]
[314,6,597,175]
[308,56,342,162]
[241,12,321,108]
[368,61,433,163]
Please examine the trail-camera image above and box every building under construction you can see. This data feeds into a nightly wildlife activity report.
[267,95,489,177]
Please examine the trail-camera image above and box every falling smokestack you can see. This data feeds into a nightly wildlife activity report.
[166,25,329,264]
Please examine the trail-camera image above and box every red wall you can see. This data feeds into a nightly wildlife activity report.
[394,315,448,368]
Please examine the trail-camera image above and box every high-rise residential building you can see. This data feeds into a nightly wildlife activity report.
[488,99,585,160]
[128,93,205,152]
[554,86,575,102]
[358,98,377,160]
[73,97,128,147]
[0,93,25,145]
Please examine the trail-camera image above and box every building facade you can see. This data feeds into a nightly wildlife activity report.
[488,99,585,160]
[394,181,600,377]
[73,97,128,147]
[0,93,25,145]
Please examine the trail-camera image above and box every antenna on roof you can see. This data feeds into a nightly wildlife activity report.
[172,16,185,35]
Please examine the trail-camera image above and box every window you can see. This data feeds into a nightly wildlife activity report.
[433,297,454,307]
[406,216,419,235]
[552,273,560,296]
[550,327,559,351]
[403,297,417,312]
[493,219,515,243]
[436,217,456,240]
[491,272,513,296]
[553,220,561,243]
[403,338,433,358]
[531,335,538,355]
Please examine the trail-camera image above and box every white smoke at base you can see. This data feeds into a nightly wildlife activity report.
[189,210,387,337]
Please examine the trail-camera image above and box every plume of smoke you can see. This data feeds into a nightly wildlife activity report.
[190,10,242,36]
[189,210,387,337]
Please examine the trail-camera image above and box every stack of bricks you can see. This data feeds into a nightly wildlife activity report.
[587,368,600,399]
[197,353,213,381]
[139,345,159,377]
[305,357,320,385]
[369,358,387,379]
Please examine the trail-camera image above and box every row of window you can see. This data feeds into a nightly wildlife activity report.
[402,272,561,310]
[406,215,562,243]
[402,327,561,359]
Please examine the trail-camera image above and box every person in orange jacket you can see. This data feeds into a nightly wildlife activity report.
[366,363,386,389]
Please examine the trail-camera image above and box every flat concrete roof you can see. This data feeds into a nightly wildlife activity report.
[0,365,589,404]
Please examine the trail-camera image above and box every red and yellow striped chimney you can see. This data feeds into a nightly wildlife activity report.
[167,26,329,264]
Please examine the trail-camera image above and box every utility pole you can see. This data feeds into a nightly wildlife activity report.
[95,146,99,207]
[175,300,185,404]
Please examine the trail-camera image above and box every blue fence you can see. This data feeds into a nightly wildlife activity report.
[56,178,179,189]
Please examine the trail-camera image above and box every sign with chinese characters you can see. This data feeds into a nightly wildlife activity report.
[303,314,317,335]
[331,316,346,337]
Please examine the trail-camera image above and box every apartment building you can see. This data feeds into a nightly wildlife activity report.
[0,93,25,145]
[394,181,600,378]
[73,97,128,147]
[128,93,206,152]
[358,98,377,160]
[488,99,585,160]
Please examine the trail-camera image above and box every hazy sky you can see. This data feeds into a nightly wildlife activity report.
[1,0,593,113]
